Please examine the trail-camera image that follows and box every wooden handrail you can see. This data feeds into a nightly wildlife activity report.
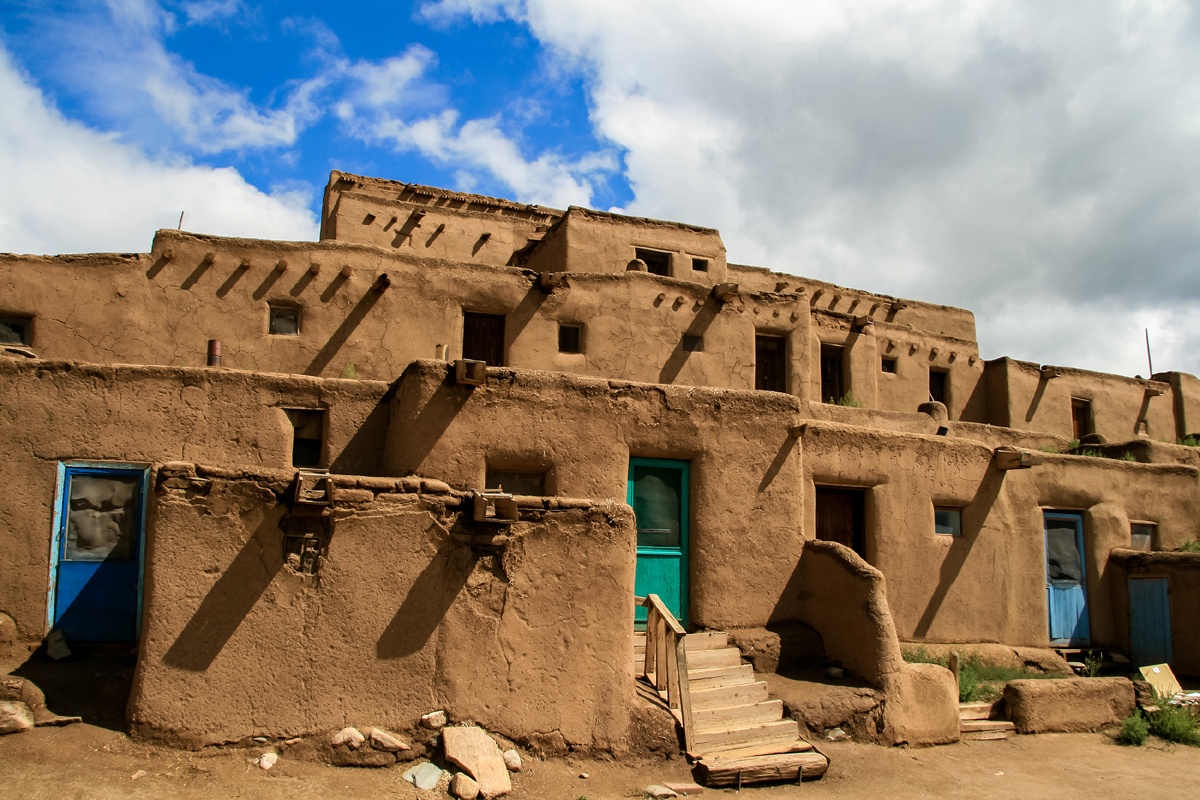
[637,594,695,752]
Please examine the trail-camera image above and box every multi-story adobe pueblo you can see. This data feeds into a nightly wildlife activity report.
[1,171,1197,776]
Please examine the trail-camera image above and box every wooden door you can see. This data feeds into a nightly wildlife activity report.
[755,335,787,393]
[820,345,844,403]
[50,463,149,642]
[462,311,505,365]
[1129,576,1171,667]
[1044,511,1089,646]
[628,458,689,626]
[815,486,865,558]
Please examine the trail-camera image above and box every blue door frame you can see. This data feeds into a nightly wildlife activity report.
[1129,576,1172,667]
[1043,511,1090,647]
[628,458,689,627]
[48,462,150,643]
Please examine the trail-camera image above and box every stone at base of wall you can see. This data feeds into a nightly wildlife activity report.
[1004,677,1135,734]
[882,664,961,746]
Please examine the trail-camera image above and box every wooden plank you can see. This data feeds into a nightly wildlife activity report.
[685,631,729,650]
[688,665,755,689]
[675,635,696,752]
[960,719,1015,732]
[692,738,813,761]
[958,702,998,721]
[693,719,799,749]
[694,751,829,786]
[691,682,770,710]
[694,700,784,731]
[687,648,742,670]
[961,729,1009,741]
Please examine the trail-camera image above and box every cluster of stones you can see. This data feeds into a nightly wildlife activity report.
[0,674,81,734]
[323,710,521,800]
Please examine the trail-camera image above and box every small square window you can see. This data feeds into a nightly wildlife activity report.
[0,315,32,345]
[635,248,672,276]
[881,357,897,374]
[558,323,583,354]
[269,304,300,336]
[683,334,704,352]
[934,507,962,536]
[486,468,546,496]
[1131,522,1156,552]
[691,257,709,272]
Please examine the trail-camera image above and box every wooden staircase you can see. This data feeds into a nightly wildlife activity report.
[958,700,1016,741]
[634,597,829,787]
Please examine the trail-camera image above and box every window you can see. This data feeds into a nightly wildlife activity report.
[635,248,672,276]
[1071,398,1093,440]
[1130,522,1156,552]
[691,257,709,272]
[284,408,325,468]
[0,314,32,345]
[463,311,506,365]
[755,334,787,392]
[486,468,546,496]
[268,304,300,336]
[820,344,845,403]
[929,368,949,404]
[558,323,583,354]
[682,334,704,352]
[935,507,962,536]
[881,357,897,374]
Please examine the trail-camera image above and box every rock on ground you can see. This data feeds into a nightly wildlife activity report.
[501,749,522,772]
[331,727,365,748]
[421,710,447,729]
[442,726,512,799]
[402,761,443,790]
[368,727,409,752]
[450,772,481,800]
[0,701,34,735]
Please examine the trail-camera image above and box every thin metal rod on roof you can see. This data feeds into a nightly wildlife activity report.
[178,211,185,230]
[1146,328,1154,376]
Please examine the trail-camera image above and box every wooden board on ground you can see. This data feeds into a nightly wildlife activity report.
[1139,663,1182,698]
[694,751,829,786]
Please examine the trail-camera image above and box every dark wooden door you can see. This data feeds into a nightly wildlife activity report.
[820,345,844,403]
[815,486,865,557]
[463,312,505,365]
[755,335,787,392]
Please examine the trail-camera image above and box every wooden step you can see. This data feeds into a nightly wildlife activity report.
[958,701,1000,721]
[687,647,743,670]
[694,700,784,731]
[693,719,800,753]
[694,751,829,786]
[691,681,770,710]
[694,738,813,761]
[961,729,1011,741]
[688,664,755,689]
[960,719,1015,733]
[685,631,729,650]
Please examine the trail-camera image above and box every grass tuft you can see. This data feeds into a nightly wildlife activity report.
[1116,713,1149,746]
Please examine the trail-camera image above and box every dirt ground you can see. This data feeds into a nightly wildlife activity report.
[3,722,1200,800]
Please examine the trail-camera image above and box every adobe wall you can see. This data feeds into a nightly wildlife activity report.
[547,207,729,285]
[384,360,809,630]
[1157,370,1200,440]
[320,171,560,266]
[1108,550,1200,677]
[131,467,635,749]
[0,359,389,641]
[984,358,1174,441]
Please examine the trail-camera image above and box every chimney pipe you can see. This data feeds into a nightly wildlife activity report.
[207,339,223,367]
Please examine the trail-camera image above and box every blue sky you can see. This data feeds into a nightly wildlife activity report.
[3,0,1200,378]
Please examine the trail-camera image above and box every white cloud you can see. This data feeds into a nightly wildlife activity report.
[0,46,317,254]
[180,0,244,26]
[425,0,1200,376]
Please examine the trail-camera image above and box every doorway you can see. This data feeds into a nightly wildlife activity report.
[1129,576,1171,667]
[628,458,689,626]
[49,462,150,643]
[815,486,866,558]
[820,345,845,403]
[462,311,506,365]
[1043,511,1089,646]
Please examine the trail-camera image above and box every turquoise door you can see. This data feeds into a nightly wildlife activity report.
[1129,577,1171,667]
[49,463,150,643]
[1044,512,1089,646]
[628,458,689,627]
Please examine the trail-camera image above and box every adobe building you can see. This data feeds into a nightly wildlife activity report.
[0,170,1197,757]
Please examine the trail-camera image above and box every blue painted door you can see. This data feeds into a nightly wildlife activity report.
[629,458,689,627]
[1044,512,1089,646]
[1129,577,1172,667]
[50,463,149,643]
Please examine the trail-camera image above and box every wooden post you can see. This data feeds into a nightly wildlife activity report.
[949,651,960,694]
